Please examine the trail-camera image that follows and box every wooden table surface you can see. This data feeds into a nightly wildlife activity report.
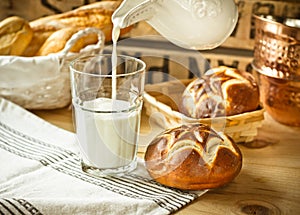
[32,107,300,215]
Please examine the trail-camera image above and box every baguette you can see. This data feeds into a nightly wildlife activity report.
[29,1,130,43]
[22,25,59,56]
[35,27,99,56]
[4,1,131,56]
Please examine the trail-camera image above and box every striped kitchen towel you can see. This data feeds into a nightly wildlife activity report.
[0,98,207,215]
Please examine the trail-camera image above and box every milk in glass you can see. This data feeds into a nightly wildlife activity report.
[74,97,141,169]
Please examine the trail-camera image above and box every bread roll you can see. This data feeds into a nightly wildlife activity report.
[22,24,59,56]
[0,16,33,55]
[144,123,242,190]
[35,27,99,56]
[29,1,131,43]
[22,1,131,56]
[179,66,260,118]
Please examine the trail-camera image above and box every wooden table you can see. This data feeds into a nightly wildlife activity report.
[32,107,300,215]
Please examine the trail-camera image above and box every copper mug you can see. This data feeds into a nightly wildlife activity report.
[252,14,300,126]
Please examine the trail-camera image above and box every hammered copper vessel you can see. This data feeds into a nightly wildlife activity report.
[252,14,300,126]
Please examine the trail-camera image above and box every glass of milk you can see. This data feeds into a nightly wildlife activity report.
[70,54,146,176]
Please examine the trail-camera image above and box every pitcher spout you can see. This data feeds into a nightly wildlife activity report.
[112,0,156,28]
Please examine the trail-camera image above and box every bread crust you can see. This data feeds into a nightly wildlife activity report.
[29,1,130,44]
[35,27,100,56]
[180,66,260,118]
[144,123,242,190]
[21,1,131,56]
[22,25,59,56]
[0,16,33,55]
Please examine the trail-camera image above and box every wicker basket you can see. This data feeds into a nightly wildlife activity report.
[0,27,105,110]
[143,79,265,143]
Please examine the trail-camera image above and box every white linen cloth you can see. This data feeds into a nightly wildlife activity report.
[0,98,207,215]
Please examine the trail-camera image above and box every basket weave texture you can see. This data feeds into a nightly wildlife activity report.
[144,79,265,143]
[0,27,105,110]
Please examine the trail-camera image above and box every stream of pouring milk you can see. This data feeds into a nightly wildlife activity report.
[111,25,120,100]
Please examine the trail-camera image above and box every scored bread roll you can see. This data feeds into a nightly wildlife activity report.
[179,66,260,118]
[35,27,99,56]
[144,123,242,190]
[0,16,33,55]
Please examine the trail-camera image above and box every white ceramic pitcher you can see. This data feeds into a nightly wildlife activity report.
[112,0,238,50]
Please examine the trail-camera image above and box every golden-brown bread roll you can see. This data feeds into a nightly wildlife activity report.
[144,123,242,190]
[0,16,33,55]
[35,27,99,56]
[179,66,260,118]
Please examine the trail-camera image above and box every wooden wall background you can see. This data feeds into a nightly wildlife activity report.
[0,0,105,21]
